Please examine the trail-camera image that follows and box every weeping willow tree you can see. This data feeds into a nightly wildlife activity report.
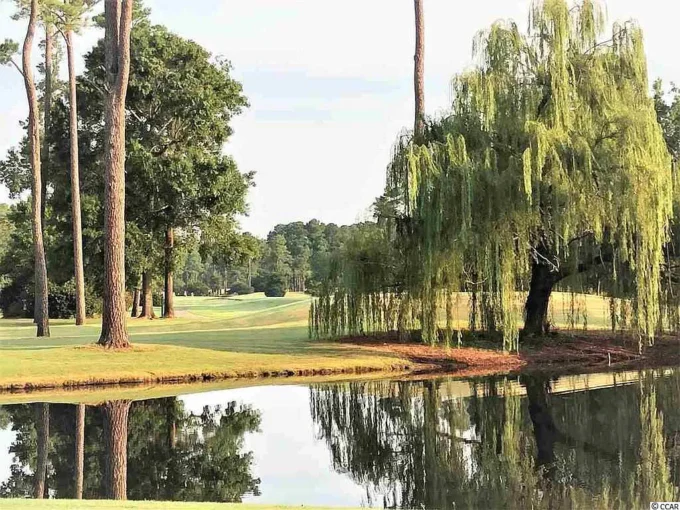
[312,0,675,350]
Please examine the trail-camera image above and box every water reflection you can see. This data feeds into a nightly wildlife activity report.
[309,372,680,509]
[0,398,261,501]
[0,370,677,508]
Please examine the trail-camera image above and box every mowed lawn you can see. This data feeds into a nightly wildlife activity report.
[0,291,616,390]
[0,293,409,390]
[1,500,359,510]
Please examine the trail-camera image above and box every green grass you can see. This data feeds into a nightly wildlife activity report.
[0,500,358,510]
[0,293,410,391]
[0,291,620,393]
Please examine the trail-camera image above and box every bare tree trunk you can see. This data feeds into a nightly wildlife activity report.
[75,403,85,499]
[164,227,175,318]
[139,271,156,319]
[413,0,425,139]
[34,403,49,498]
[23,0,50,337]
[99,0,133,348]
[66,28,87,326]
[130,287,139,317]
[41,23,53,227]
[102,400,130,500]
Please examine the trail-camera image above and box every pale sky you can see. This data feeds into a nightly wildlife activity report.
[1,0,680,237]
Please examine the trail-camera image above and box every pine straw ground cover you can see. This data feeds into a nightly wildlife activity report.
[345,331,680,378]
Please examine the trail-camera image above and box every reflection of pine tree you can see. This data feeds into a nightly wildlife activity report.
[0,397,261,502]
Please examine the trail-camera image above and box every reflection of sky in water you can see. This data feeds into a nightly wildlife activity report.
[180,385,371,507]
[0,428,16,483]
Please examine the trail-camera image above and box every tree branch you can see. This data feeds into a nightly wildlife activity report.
[9,57,24,77]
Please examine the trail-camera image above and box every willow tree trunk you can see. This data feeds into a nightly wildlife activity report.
[524,262,558,337]
[23,0,50,337]
[75,403,85,499]
[34,403,50,498]
[99,0,133,348]
[41,23,53,226]
[164,227,175,318]
[102,400,130,500]
[66,28,87,326]
[139,271,155,318]
[413,0,425,139]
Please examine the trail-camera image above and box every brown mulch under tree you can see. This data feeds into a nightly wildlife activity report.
[344,330,680,377]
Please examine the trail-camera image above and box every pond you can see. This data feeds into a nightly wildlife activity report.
[0,368,678,509]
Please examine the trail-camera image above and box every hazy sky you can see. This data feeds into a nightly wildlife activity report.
[1,0,680,237]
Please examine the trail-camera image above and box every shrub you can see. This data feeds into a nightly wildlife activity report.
[49,281,103,319]
[263,274,287,298]
[229,281,254,295]
[0,279,101,319]
[0,280,31,318]
[185,281,212,296]
[4,301,25,318]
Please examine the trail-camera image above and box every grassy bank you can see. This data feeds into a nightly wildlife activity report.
[0,294,413,390]
[1,500,358,510]
[0,292,676,392]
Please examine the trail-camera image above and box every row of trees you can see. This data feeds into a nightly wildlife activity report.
[311,0,680,350]
[0,1,252,344]
[165,220,373,299]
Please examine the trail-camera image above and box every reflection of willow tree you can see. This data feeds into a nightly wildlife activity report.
[0,398,261,502]
[310,372,680,509]
[635,376,676,505]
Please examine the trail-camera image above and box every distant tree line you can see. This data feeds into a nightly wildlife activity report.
[170,220,374,299]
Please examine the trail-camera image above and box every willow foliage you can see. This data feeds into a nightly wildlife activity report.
[312,0,675,349]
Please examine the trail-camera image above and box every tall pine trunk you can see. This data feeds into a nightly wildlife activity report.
[102,400,130,500]
[23,0,50,337]
[413,0,425,139]
[75,403,85,499]
[66,28,87,326]
[139,271,155,319]
[41,23,52,227]
[34,403,49,498]
[99,0,133,348]
[164,227,175,318]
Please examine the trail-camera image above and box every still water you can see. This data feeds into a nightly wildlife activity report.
[0,369,678,509]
